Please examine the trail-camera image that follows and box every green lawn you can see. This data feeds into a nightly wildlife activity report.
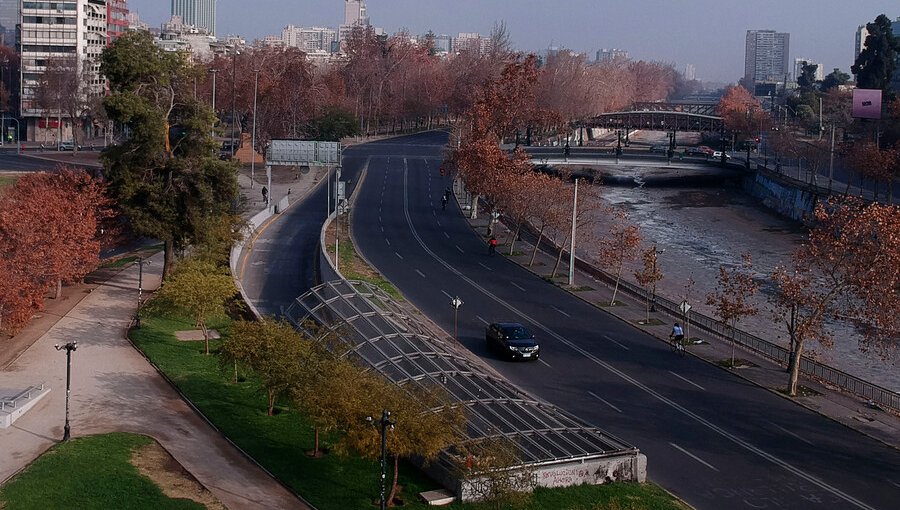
[0,174,18,192]
[130,311,688,510]
[0,433,205,510]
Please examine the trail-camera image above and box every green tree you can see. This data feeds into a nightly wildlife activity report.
[306,106,360,141]
[796,61,819,92]
[220,318,308,416]
[851,14,900,94]
[100,31,239,278]
[821,68,850,91]
[152,258,236,355]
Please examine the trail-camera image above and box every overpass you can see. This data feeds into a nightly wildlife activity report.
[575,102,724,133]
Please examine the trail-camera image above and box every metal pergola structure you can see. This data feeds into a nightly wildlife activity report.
[283,279,637,468]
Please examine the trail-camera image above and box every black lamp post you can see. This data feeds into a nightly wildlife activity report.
[368,410,395,510]
[55,341,77,441]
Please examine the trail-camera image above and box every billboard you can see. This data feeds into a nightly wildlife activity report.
[852,89,882,119]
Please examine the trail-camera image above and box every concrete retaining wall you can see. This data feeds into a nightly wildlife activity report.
[742,169,821,222]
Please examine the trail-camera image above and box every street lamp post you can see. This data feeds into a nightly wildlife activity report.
[568,177,579,287]
[209,69,218,139]
[450,297,463,341]
[55,341,78,441]
[367,410,395,510]
[251,69,259,189]
[231,48,238,158]
[649,245,665,312]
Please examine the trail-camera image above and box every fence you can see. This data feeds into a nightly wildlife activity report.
[515,221,900,414]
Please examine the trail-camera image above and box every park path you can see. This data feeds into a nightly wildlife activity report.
[0,245,308,510]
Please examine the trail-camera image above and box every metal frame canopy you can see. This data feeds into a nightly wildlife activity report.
[267,140,342,166]
[284,279,638,469]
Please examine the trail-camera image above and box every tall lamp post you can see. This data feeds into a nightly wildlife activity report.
[251,69,259,189]
[209,69,218,139]
[367,410,394,510]
[54,341,78,441]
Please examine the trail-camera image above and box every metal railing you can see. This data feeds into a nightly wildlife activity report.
[0,384,45,411]
[516,223,900,414]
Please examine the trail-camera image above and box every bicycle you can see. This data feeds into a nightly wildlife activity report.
[671,336,685,357]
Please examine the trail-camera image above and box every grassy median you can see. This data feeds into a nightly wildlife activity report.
[126,304,688,509]
[0,433,215,510]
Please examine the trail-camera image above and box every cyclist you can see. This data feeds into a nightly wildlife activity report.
[669,323,685,354]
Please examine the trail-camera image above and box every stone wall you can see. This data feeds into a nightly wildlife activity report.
[742,169,822,222]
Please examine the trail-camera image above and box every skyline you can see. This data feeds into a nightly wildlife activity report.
[128,1,899,83]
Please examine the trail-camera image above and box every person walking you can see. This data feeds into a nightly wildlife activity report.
[488,236,498,256]
[441,193,448,210]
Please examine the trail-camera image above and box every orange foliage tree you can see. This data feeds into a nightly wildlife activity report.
[772,198,900,396]
[0,167,111,334]
[597,209,642,306]
[706,254,759,368]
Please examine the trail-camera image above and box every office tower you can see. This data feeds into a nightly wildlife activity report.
[596,48,628,63]
[683,64,696,81]
[282,25,338,54]
[793,58,824,82]
[171,0,216,37]
[744,30,790,84]
[344,0,368,27]
[108,0,130,45]
[0,1,15,46]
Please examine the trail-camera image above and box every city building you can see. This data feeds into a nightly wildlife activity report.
[339,0,369,43]
[854,24,869,63]
[683,63,695,81]
[793,57,824,82]
[156,15,217,60]
[0,1,15,47]
[596,48,628,63]
[18,0,109,142]
[744,30,790,84]
[107,0,129,45]
[455,32,491,55]
[126,11,150,33]
[282,25,337,54]
[171,0,216,37]
[854,16,900,91]
[432,34,453,54]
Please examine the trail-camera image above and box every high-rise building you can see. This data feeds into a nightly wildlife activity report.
[283,25,337,54]
[854,17,900,90]
[744,30,790,84]
[108,0,130,45]
[683,63,696,81]
[18,0,108,141]
[854,24,870,64]
[0,1,15,46]
[344,0,368,27]
[596,48,628,63]
[171,0,216,37]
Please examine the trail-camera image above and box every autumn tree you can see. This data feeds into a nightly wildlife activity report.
[634,245,664,322]
[151,257,236,355]
[220,318,307,416]
[597,209,642,306]
[717,85,769,148]
[845,141,899,201]
[527,175,568,267]
[706,254,759,368]
[772,198,900,396]
[101,31,239,278]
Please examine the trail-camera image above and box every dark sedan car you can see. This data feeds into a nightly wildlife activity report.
[486,322,540,360]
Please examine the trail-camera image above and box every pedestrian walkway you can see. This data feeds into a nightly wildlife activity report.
[466,208,900,451]
[0,253,307,509]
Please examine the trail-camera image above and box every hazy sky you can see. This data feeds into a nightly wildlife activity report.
[128,1,899,83]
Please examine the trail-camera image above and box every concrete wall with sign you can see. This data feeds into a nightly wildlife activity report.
[742,170,820,222]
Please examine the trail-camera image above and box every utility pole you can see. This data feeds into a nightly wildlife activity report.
[251,69,259,189]
[209,69,218,139]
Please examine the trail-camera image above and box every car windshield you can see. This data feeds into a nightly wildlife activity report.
[503,326,533,340]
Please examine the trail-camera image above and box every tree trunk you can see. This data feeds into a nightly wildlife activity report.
[645,293,650,322]
[507,223,522,255]
[201,321,210,355]
[471,194,479,220]
[55,279,62,299]
[551,235,568,278]
[267,388,276,416]
[313,427,320,457]
[529,226,545,266]
[787,338,804,396]
[163,238,175,280]
[610,266,622,306]
[387,455,400,507]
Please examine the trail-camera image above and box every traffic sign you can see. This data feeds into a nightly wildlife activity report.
[679,300,692,314]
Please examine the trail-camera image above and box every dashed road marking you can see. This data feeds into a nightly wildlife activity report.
[441,290,453,299]
[395,252,403,260]
[415,269,426,278]
[768,422,815,446]
[444,232,450,239]
[538,359,552,369]
[478,262,493,272]
[455,245,464,254]
[602,334,631,351]
[669,371,706,391]
[385,238,391,247]
[509,281,526,292]
[475,315,489,325]
[588,391,622,413]
[671,443,719,472]
[552,306,571,317]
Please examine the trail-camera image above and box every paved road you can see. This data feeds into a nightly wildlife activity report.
[345,132,900,510]
[0,153,62,171]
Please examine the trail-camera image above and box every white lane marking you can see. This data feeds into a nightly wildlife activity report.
[670,443,720,472]
[602,334,631,351]
[443,232,450,239]
[441,290,453,299]
[669,371,706,391]
[395,252,403,260]
[552,306,571,317]
[509,281,526,292]
[478,262,493,272]
[385,238,391,247]
[588,391,622,413]
[399,162,876,510]
[415,269,426,278]
[890,480,900,489]
[475,315,489,325]
[436,221,441,227]
[538,359,552,369]
[379,216,382,223]
[768,421,815,446]
[380,226,384,233]
[456,245,465,254]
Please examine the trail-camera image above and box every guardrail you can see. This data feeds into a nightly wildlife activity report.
[515,221,900,413]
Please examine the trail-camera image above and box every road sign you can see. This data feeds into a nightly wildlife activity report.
[679,300,692,314]
[336,181,346,201]
[267,140,341,166]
